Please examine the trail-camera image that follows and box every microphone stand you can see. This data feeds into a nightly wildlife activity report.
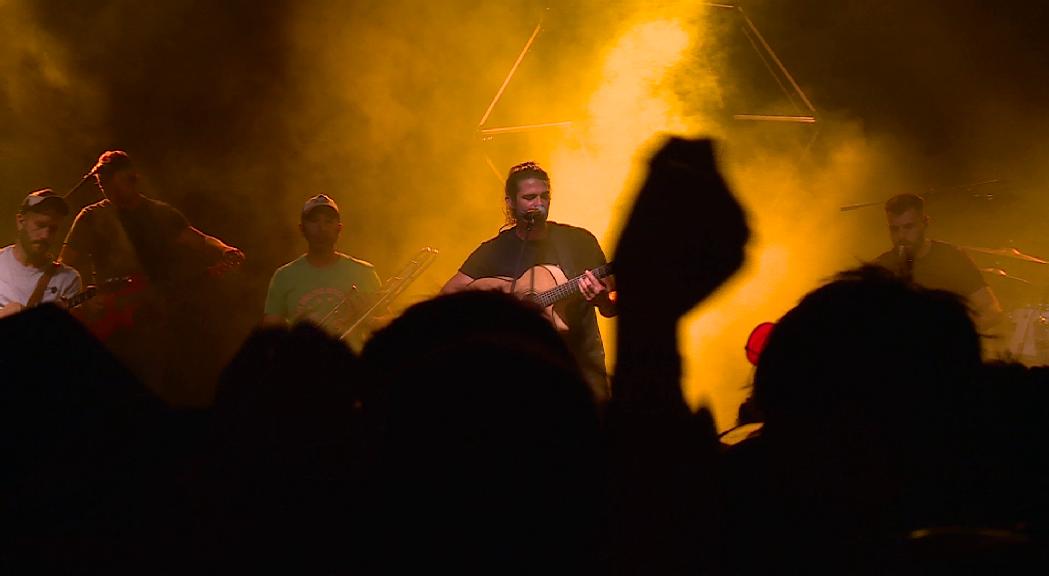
[63,167,100,203]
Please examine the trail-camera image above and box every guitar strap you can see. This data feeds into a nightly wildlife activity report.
[27,261,59,307]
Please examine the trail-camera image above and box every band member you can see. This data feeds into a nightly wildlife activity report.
[59,150,244,398]
[874,193,1003,332]
[441,161,616,401]
[0,190,81,318]
[60,150,244,286]
[263,194,381,338]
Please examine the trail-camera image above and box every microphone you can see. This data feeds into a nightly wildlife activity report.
[524,206,547,223]
[63,165,101,200]
[898,244,913,280]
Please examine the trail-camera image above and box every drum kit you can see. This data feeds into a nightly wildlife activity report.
[962,244,1049,365]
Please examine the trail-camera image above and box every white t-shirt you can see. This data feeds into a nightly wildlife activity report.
[0,245,82,310]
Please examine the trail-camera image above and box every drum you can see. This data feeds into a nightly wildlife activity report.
[1005,306,1049,365]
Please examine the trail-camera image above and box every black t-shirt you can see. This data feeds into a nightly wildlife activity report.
[65,197,190,286]
[461,223,607,281]
[875,240,986,297]
[460,222,610,398]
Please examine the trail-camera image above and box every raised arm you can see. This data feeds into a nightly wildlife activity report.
[612,137,749,410]
[606,138,750,573]
[176,226,245,265]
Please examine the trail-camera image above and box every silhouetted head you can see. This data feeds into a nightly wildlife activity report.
[215,322,361,447]
[209,322,367,569]
[747,265,983,563]
[362,291,603,569]
[753,265,980,434]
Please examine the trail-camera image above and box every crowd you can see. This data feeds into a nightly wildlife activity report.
[4,137,1047,574]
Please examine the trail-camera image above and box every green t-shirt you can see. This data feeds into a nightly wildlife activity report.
[264,253,382,333]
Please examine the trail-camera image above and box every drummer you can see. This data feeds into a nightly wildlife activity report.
[873,193,1004,334]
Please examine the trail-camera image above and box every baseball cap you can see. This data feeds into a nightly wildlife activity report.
[302,194,340,218]
[19,189,69,216]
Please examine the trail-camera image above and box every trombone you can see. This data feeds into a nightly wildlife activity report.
[338,247,439,343]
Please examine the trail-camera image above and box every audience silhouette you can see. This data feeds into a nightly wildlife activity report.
[4,137,1047,574]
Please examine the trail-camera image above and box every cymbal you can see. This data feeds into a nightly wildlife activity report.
[980,267,1033,285]
[962,246,1049,264]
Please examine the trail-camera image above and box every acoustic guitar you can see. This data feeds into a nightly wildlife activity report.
[466,262,614,331]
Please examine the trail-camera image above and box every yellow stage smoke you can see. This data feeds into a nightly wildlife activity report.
[535,4,884,429]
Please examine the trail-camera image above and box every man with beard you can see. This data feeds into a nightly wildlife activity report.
[441,161,616,402]
[264,194,382,338]
[0,190,81,318]
[874,193,1003,333]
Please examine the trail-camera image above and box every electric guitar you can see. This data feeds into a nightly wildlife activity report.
[2,276,131,316]
[74,253,241,342]
[466,262,614,331]
[70,274,153,341]
[63,276,133,310]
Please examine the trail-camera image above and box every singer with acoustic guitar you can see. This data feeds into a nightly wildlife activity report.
[441,161,616,401]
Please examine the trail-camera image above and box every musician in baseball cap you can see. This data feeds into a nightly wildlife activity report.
[0,189,81,318]
[302,194,340,217]
[19,188,70,216]
[263,194,381,340]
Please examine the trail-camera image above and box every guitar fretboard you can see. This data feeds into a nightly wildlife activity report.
[534,263,613,308]
[64,276,132,309]
[66,287,97,308]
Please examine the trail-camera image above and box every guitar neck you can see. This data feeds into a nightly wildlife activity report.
[534,263,613,308]
[65,287,97,309]
[64,276,132,309]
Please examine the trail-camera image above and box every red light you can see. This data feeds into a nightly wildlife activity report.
[744,322,775,365]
